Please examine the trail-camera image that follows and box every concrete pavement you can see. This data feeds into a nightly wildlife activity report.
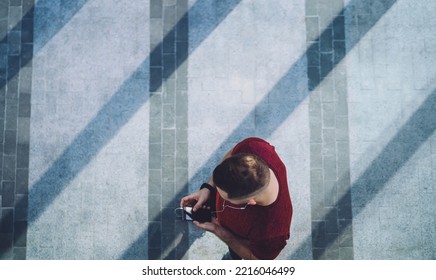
[0,0,434,260]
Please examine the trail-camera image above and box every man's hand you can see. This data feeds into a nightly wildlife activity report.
[193,217,232,242]
[180,188,211,212]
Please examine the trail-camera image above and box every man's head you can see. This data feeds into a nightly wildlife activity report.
[213,153,270,200]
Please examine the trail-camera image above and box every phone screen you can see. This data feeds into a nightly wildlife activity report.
[183,207,194,221]
[183,207,211,223]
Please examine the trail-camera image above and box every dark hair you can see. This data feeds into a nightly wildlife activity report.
[213,153,270,199]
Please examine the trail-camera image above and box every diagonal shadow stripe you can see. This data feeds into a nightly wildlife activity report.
[122,0,398,259]
[306,88,436,259]
[32,0,90,54]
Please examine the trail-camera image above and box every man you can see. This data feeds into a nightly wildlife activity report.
[180,137,293,260]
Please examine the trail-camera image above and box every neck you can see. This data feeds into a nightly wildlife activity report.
[255,169,279,206]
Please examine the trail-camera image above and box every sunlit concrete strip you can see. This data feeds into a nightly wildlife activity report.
[185,0,312,259]
[28,0,150,259]
[346,0,436,259]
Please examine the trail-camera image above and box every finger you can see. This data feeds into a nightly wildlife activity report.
[180,197,189,208]
[180,194,197,207]
[211,217,220,226]
[180,198,193,208]
[192,201,204,212]
[193,221,215,232]
[182,194,196,201]
[193,221,204,228]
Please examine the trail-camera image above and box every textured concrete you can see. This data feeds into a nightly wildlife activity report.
[0,0,434,260]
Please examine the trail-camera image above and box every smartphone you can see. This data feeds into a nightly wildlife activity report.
[179,206,212,223]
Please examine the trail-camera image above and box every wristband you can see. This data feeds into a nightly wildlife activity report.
[200,183,215,193]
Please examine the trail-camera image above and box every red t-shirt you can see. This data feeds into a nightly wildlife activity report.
[215,137,293,259]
